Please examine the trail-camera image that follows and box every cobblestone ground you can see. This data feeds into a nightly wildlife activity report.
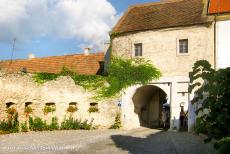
[0,128,216,154]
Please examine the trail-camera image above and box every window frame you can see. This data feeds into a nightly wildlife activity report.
[134,43,143,57]
[177,38,190,56]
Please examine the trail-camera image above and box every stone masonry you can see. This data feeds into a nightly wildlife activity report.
[0,72,118,128]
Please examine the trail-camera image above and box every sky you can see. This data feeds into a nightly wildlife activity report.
[0,0,158,60]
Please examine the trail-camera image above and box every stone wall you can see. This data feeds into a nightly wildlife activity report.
[112,24,215,77]
[112,24,215,132]
[0,73,118,128]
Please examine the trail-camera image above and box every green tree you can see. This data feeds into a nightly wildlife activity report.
[189,60,230,154]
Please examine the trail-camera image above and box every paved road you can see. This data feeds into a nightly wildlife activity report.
[0,128,216,154]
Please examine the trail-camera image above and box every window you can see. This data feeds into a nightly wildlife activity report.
[134,43,142,56]
[25,102,33,114]
[43,103,56,115]
[25,102,32,107]
[88,103,99,113]
[6,102,15,108]
[67,102,78,113]
[179,39,188,54]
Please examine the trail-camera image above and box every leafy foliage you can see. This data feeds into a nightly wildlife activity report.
[66,106,78,113]
[33,73,60,84]
[48,117,59,130]
[88,106,99,113]
[1,115,94,134]
[214,137,230,154]
[20,121,28,132]
[29,117,47,131]
[110,32,122,40]
[43,105,56,115]
[189,60,230,153]
[110,113,121,129]
[24,106,33,115]
[60,117,93,130]
[6,107,17,116]
[0,112,19,133]
[33,58,161,100]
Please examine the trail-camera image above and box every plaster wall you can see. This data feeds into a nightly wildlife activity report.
[112,25,215,77]
[216,20,230,68]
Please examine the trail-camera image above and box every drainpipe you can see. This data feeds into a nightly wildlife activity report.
[214,15,217,70]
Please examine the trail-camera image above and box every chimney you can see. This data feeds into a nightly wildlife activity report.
[84,48,90,56]
[28,53,35,59]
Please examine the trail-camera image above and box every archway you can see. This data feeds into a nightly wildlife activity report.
[132,85,169,128]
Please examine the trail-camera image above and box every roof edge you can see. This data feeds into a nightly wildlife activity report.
[0,52,104,62]
[112,21,213,38]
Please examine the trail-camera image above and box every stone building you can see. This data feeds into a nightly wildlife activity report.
[0,51,118,128]
[110,0,217,131]
[208,0,230,69]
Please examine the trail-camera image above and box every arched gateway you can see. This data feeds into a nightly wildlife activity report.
[121,83,171,129]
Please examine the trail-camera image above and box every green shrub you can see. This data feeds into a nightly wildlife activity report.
[48,117,59,131]
[29,116,34,130]
[30,117,47,131]
[195,117,207,134]
[61,117,93,130]
[110,113,121,129]
[0,121,11,132]
[81,120,93,130]
[88,107,99,113]
[61,117,80,130]
[20,122,28,132]
[214,137,230,154]
[0,113,19,133]
[189,60,230,152]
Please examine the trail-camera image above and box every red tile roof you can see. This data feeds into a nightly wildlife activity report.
[0,52,104,75]
[208,0,230,14]
[112,0,209,34]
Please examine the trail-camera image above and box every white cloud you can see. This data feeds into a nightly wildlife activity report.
[0,0,119,49]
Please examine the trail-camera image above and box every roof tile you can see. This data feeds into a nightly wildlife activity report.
[112,0,209,33]
[0,53,104,75]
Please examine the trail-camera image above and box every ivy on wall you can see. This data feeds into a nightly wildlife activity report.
[33,57,161,100]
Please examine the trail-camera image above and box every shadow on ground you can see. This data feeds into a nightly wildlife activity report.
[111,130,216,154]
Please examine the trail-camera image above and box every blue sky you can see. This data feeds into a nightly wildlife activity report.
[0,0,157,60]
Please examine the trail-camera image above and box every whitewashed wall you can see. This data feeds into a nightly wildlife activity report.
[216,20,230,68]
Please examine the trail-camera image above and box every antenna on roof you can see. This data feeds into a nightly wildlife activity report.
[10,38,16,63]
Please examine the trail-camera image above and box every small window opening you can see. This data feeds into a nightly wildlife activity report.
[134,43,143,56]
[67,102,78,113]
[179,39,188,53]
[6,102,15,108]
[25,102,32,107]
[25,102,33,114]
[88,103,99,113]
[43,103,56,115]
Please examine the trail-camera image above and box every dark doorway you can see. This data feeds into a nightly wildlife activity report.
[132,85,169,128]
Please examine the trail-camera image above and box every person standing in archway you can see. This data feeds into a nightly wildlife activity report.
[180,107,185,127]
[162,108,167,128]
